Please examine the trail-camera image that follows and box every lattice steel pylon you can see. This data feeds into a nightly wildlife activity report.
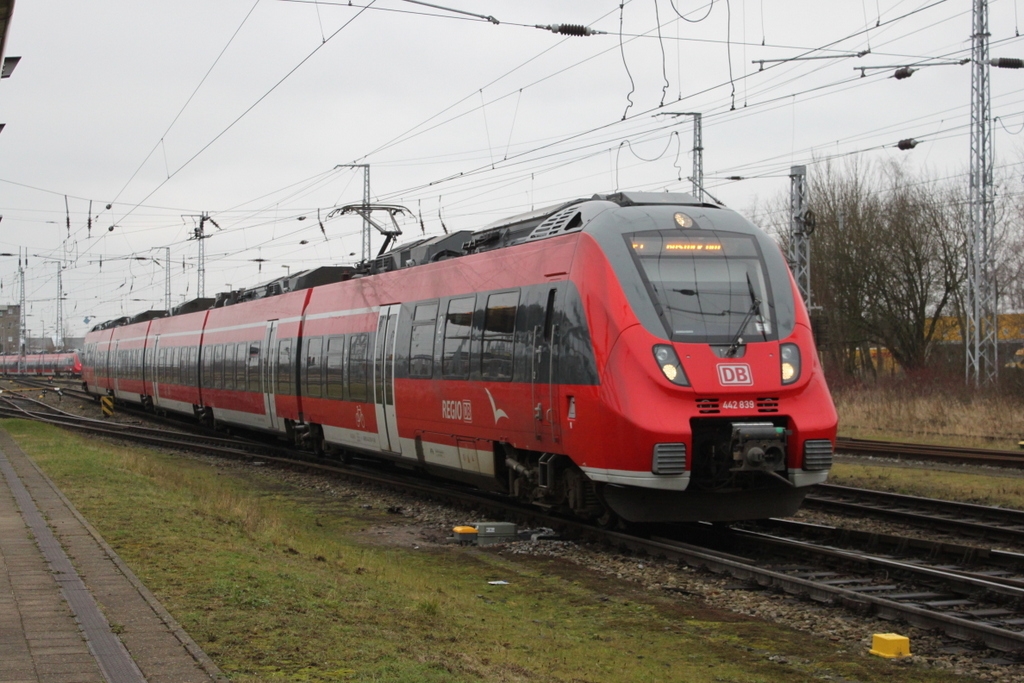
[686,113,703,202]
[789,165,812,309]
[55,263,62,350]
[662,112,703,201]
[164,247,171,311]
[188,213,217,299]
[336,164,371,261]
[18,249,25,370]
[966,0,999,387]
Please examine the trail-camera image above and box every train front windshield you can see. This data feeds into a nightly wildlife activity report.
[627,229,776,344]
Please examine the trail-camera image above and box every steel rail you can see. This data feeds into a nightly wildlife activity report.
[751,517,1024,575]
[0,399,290,461]
[836,436,1024,467]
[619,531,1024,653]
[727,527,1024,597]
[807,484,1024,544]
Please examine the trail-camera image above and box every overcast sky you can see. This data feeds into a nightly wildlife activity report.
[0,0,1021,341]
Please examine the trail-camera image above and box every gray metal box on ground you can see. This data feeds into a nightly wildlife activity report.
[474,522,518,546]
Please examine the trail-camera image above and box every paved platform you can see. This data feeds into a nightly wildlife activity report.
[0,429,224,683]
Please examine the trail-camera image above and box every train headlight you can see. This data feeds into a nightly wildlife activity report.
[653,345,690,386]
[780,343,801,384]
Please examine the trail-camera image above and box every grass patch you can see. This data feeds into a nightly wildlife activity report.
[831,461,1024,509]
[833,383,1023,450]
[5,419,969,682]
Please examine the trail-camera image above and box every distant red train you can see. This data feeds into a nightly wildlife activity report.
[0,352,83,377]
[82,192,837,524]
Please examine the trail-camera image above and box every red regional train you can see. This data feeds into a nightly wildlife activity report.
[82,192,837,523]
[0,352,83,377]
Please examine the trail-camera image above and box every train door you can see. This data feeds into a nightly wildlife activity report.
[531,286,561,444]
[261,321,282,432]
[373,304,402,454]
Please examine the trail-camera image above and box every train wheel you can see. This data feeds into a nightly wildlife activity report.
[594,507,621,530]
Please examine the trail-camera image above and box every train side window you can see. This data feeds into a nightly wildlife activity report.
[482,291,519,380]
[277,339,293,395]
[235,343,247,391]
[306,336,323,398]
[442,297,475,378]
[543,288,557,342]
[186,346,195,386]
[325,336,345,400]
[348,333,368,402]
[202,345,213,388]
[409,302,438,378]
[212,344,224,389]
[224,343,236,391]
[247,342,261,392]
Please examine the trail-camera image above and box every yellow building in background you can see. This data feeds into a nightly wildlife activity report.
[930,313,1024,344]
[852,313,1024,373]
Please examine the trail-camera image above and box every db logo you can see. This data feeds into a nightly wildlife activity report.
[717,364,753,386]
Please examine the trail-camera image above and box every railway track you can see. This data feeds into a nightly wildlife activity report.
[836,436,1024,467]
[0,392,293,462]
[633,526,1024,654]
[3,388,1024,653]
[806,483,1024,544]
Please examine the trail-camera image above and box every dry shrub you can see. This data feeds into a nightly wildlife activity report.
[830,368,1024,450]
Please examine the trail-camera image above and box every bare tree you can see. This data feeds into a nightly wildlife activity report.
[772,161,967,373]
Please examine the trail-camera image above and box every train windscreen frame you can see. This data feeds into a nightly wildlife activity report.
[626,229,777,344]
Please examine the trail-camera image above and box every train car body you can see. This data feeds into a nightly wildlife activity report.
[82,192,837,523]
[0,352,82,377]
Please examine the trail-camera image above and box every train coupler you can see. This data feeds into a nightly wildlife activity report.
[729,422,789,476]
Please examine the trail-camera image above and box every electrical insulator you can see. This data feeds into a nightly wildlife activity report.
[991,57,1024,69]
[803,209,816,236]
[536,23,601,36]
[893,67,915,79]
[897,138,918,151]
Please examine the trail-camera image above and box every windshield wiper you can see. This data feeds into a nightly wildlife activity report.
[725,274,762,357]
